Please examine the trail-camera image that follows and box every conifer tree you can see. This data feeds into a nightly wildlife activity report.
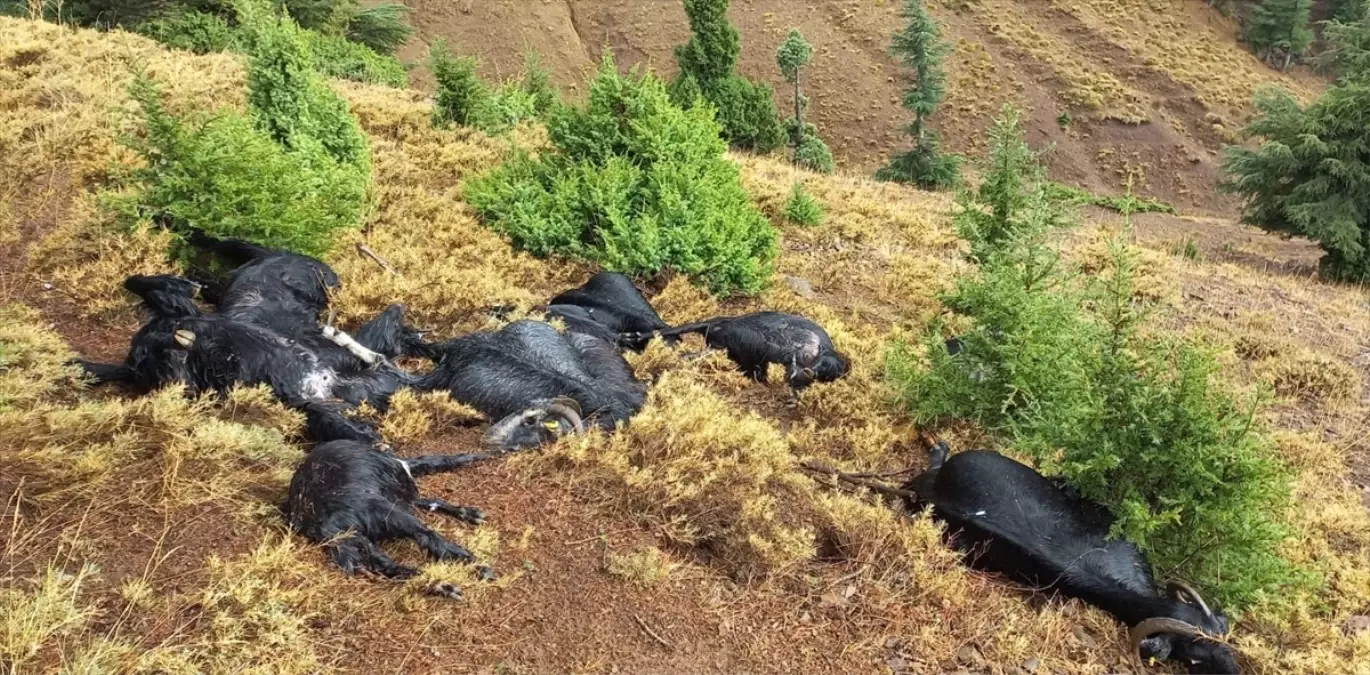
[776,29,834,173]
[671,0,786,152]
[1246,0,1315,70]
[876,0,959,189]
[1223,13,1370,280]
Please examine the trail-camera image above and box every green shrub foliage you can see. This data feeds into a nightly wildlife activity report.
[122,74,367,257]
[429,41,542,135]
[302,29,408,87]
[343,1,412,55]
[466,53,778,296]
[245,14,371,173]
[670,0,786,152]
[1245,0,1314,70]
[1222,14,1370,282]
[784,182,824,226]
[890,107,1308,609]
[137,9,236,54]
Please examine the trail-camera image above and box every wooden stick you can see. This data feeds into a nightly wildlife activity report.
[357,242,399,276]
[799,461,920,501]
[632,614,674,650]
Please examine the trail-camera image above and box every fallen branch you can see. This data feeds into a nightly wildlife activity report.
[357,243,399,276]
[632,614,674,650]
[800,461,920,501]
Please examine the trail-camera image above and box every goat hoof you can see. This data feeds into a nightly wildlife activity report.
[476,565,498,582]
[173,329,196,349]
[459,507,485,525]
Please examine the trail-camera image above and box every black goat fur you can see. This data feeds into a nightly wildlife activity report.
[546,272,668,351]
[637,311,849,391]
[903,446,1240,674]
[283,440,497,582]
[415,320,643,447]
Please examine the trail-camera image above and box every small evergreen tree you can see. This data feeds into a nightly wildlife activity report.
[671,0,786,152]
[1245,0,1315,70]
[343,2,412,55]
[429,40,487,128]
[1332,0,1367,22]
[784,182,825,226]
[1222,13,1370,281]
[521,52,561,115]
[877,0,960,189]
[776,29,834,173]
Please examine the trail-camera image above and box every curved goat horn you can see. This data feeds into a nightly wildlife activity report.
[546,396,584,433]
[1129,617,1210,652]
[1167,580,1215,621]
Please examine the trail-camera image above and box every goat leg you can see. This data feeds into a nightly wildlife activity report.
[329,534,418,580]
[402,451,506,477]
[412,498,485,525]
[321,322,385,367]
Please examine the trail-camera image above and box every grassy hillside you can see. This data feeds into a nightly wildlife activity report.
[3,16,1370,675]
[392,0,1324,215]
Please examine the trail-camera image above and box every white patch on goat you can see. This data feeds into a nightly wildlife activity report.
[398,459,414,481]
[300,368,337,401]
[973,510,986,516]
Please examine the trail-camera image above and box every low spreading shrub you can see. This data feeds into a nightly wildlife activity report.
[302,29,407,87]
[465,53,778,296]
[137,9,236,54]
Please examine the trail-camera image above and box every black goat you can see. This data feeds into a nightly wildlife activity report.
[630,311,850,392]
[283,440,499,590]
[415,320,644,449]
[546,271,668,351]
[185,230,427,370]
[903,442,1240,674]
[80,274,411,443]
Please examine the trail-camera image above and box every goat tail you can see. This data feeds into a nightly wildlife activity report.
[75,359,134,385]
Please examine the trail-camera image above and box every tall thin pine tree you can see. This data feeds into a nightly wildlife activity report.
[876,0,959,189]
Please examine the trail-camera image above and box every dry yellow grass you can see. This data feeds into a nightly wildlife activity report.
[2,15,1369,675]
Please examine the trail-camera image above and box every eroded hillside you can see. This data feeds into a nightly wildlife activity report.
[2,16,1369,675]
[393,0,1323,215]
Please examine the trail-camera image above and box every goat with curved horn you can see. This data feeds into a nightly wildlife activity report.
[901,441,1242,674]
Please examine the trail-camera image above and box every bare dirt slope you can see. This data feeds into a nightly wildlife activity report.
[3,17,1369,675]
[393,0,1324,214]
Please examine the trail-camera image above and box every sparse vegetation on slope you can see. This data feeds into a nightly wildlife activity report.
[3,17,1370,675]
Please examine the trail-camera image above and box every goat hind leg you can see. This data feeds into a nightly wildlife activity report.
[413,497,485,525]
[328,534,418,580]
[393,511,475,563]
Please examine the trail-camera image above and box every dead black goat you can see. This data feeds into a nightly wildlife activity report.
[78,274,412,443]
[627,311,850,393]
[415,320,645,450]
[545,271,669,352]
[902,441,1241,674]
[283,440,502,593]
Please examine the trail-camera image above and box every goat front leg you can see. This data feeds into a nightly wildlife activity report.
[413,497,485,525]
[401,451,506,478]
[393,511,475,564]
